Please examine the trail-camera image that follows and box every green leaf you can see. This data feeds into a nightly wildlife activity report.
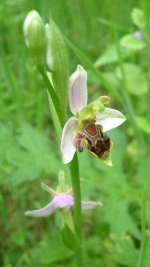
[87,71,120,89]
[8,152,41,185]
[61,224,79,251]
[18,123,61,174]
[95,44,132,67]
[131,8,145,29]
[85,236,103,256]
[29,231,73,264]
[136,116,150,134]
[103,193,140,237]
[116,63,148,96]
[1,123,61,185]
[120,33,145,51]
[103,72,120,89]
[106,234,138,267]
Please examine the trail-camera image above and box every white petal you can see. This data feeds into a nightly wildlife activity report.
[61,117,77,164]
[69,65,88,114]
[25,201,55,217]
[81,201,103,210]
[95,108,126,132]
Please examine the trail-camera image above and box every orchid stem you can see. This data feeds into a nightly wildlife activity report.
[38,67,63,127]
[70,154,82,237]
[136,186,146,267]
[38,67,84,267]
[70,154,85,267]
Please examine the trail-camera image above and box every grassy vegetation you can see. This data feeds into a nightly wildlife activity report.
[0,0,150,266]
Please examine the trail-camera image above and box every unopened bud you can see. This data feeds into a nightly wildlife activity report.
[23,10,46,66]
[45,23,54,72]
[45,19,69,117]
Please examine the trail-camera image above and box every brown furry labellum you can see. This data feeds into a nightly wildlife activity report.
[74,123,111,160]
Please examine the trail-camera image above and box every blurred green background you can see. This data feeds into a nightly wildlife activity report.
[0,0,150,266]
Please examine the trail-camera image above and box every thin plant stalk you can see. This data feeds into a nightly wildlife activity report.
[70,154,84,267]
[136,186,146,267]
[38,67,64,127]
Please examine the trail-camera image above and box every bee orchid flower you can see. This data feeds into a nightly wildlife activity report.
[61,65,126,165]
[25,178,102,217]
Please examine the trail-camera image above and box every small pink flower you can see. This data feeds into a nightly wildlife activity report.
[25,182,102,217]
[61,65,126,165]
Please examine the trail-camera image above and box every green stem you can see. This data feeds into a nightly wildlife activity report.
[70,154,84,267]
[136,186,146,267]
[70,154,82,238]
[38,67,64,127]
[39,67,84,267]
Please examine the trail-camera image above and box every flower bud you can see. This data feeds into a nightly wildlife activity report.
[23,10,46,66]
[45,23,54,72]
[45,19,69,118]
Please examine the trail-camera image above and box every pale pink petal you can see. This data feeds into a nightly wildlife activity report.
[69,65,87,114]
[95,108,126,132]
[53,194,74,209]
[25,201,56,217]
[81,201,103,210]
[61,117,77,164]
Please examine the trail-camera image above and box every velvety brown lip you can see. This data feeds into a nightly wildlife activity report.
[74,123,111,160]
[89,136,111,160]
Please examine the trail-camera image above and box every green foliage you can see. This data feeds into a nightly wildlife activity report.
[116,63,148,96]
[120,34,145,51]
[20,231,73,266]
[95,44,132,67]
[0,123,61,185]
[61,224,79,251]
[106,234,138,266]
[131,8,145,29]
[136,116,150,134]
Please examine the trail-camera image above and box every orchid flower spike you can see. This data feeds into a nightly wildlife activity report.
[61,65,126,165]
[25,171,102,217]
